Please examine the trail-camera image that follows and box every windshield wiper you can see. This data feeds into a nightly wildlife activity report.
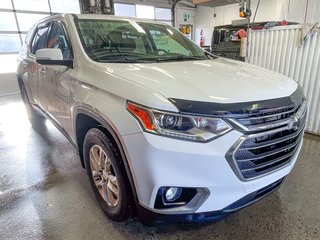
[100,57,154,63]
[155,55,206,62]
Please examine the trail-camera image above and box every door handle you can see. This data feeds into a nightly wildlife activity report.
[39,67,46,74]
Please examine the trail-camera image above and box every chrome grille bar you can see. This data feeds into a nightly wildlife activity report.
[228,99,307,132]
[236,104,299,121]
[239,125,304,150]
[226,95,306,180]
[235,138,300,162]
[241,152,295,172]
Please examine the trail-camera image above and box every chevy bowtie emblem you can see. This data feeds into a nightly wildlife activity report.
[287,116,300,130]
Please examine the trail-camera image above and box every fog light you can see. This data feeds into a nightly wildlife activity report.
[155,187,199,209]
[164,187,182,202]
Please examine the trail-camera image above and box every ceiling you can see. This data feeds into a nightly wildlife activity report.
[192,0,239,7]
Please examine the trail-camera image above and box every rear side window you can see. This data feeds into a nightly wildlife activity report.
[30,24,50,55]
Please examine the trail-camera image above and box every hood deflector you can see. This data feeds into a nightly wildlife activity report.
[169,86,304,118]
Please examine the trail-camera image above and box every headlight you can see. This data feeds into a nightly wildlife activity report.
[127,101,231,142]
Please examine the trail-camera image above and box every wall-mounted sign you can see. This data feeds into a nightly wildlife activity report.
[183,13,190,22]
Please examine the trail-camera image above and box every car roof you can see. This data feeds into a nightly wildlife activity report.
[38,13,167,25]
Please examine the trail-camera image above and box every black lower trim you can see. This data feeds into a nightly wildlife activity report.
[30,103,78,150]
[137,178,284,224]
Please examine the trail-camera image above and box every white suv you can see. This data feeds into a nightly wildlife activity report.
[17,14,307,223]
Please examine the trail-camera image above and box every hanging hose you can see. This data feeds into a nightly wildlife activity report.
[252,0,261,23]
[304,0,309,23]
[172,0,182,27]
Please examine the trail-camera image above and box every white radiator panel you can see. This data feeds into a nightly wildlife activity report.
[248,25,320,135]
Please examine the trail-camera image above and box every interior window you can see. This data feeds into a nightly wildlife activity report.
[149,29,189,55]
[47,22,72,60]
[30,24,50,55]
[76,19,206,62]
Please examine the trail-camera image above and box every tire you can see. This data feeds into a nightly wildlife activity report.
[83,128,133,222]
[20,83,45,127]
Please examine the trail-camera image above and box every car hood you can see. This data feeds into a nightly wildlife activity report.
[98,58,298,104]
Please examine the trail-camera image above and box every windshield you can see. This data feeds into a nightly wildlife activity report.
[75,19,210,63]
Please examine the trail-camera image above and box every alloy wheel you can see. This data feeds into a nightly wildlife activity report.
[89,144,120,207]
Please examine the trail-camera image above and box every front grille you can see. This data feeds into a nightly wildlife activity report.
[234,124,305,179]
[230,86,306,132]
[226,95,307,180]
[235,104,299,129]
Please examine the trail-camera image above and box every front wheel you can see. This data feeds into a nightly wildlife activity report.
[83,128,133,221]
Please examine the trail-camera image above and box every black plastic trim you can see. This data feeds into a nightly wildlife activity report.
[169,86,304,117]
[31,103,78,150]
[36,59,73,67]
[71,14,79,20]
[154,187,197,209]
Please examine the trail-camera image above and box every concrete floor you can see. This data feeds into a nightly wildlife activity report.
[0,73,19,96]
[0,94,319,240]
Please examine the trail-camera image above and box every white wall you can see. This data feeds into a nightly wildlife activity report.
[114,0,171,8]
[193,0,320,46]
[175,7,195,39]
[279,0,320,23]
[175,7,195,26]
[193,6,215,46]
[194,0,279,46]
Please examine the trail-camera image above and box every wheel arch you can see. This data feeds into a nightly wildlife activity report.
[73,106,139,204]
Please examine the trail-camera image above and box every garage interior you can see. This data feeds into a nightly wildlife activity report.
[0,0,320,239]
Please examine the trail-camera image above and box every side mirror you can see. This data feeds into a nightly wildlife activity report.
[35,48,73,68]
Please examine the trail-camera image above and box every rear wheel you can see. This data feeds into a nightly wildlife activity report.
[20,84,45,127]
[83,128,133,221]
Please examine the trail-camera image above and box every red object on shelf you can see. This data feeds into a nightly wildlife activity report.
[251,26,264,30]
[280,20,288,26]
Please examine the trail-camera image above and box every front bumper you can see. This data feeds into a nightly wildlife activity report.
[122,130,302,217]
[136,177,284,223]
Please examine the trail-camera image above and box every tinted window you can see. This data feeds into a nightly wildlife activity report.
[47,22,72,60]
[31,24,50,55]
[76,19,206,63]
[149,29,189,55]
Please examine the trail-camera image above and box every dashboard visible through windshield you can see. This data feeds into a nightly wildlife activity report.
[75,18,210,63]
